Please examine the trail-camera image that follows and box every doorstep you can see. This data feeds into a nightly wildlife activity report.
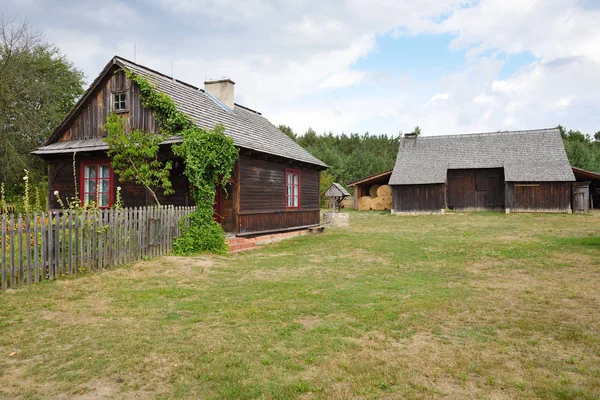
[226,227,324,253]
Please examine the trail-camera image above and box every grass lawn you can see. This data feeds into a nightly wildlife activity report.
[1,211,600,399]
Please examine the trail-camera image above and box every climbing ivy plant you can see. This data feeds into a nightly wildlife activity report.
[172,124,238,254]
[110,69,238,254]
[105,114,174,206]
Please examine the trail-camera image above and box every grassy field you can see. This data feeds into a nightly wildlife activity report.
[1,211,599,399]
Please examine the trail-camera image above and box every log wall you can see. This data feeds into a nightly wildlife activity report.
[392,184,445,213]
[237,156,320,233]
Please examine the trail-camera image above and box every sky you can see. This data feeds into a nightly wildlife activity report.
[4,0,600,137]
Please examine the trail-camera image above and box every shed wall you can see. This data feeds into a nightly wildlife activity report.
[506,182,571,212]
[392,184,445,213]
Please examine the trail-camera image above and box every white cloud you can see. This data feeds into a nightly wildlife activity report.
[555,96,574,107]
[319,70,365,89]
[491,80,514,93]
[427,93,449,105]
[473,93,495,104]
[7,0,600,136]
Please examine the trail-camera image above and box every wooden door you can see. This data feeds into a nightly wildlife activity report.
[572,183,589,214]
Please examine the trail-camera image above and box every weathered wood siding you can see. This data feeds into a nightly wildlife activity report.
[47,157,78,209]
[506,182,571,212]
[237,156,320,233]
[46,153,191,209]
[392,184,445,213]
[447,168,505,210]
[58,68,159,142]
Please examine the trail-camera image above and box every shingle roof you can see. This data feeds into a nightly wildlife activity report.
[35,56,326,168]
[324,182,350,197]
[347,170,392,187]
[389,128,575,185]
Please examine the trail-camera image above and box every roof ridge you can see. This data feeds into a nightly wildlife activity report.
[411,127,559,140]
[115,55,263,113]
[114,55,200,90]
[234,103,262,115]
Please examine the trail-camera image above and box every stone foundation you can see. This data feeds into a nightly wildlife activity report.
[323,212,350,227]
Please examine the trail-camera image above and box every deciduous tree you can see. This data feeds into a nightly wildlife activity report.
[0,15,84,195]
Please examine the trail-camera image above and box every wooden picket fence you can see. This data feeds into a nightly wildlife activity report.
[0,206,196,290]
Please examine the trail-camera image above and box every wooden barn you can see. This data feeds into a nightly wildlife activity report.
[389,128,576,214]
[34,56,327,236]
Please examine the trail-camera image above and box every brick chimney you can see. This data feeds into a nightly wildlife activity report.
[204,78,235,109]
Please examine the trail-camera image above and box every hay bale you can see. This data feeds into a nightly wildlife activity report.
[369,185,380,198]
[382,196,393,210]
[371,196,388,211]
[358,196,373,211]
[341,198,354,209]
[376,185,392,198]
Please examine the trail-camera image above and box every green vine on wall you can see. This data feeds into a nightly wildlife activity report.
[115,69,238,254]
[105,114,174,206]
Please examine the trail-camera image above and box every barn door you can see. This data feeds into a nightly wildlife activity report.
[572,183,589,214]
[447,174,464,209]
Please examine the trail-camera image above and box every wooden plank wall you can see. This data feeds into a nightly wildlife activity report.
[237,156,320,233]
[58,68,159,142]
[0,206,195,291]
[447,168,505,210]
[47,153,191,209]
[506,182,572,212]
[238,210,320,234]
[392,184,445,213]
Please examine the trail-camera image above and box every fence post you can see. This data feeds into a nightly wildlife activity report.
[1,214,6,290]
[9,214,15,287]
[40,212,46,281]
[17,213,24,286]
[33,212,39,283]
[26,213,32,285]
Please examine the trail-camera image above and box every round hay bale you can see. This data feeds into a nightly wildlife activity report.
[376,185,392,198]
[382,196,393,210]
[358,196,373,211]
[371,196,387,211]
[341,198,354,209]
[369,185,380,198]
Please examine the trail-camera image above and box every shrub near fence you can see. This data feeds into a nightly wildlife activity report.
[0,206,196,290]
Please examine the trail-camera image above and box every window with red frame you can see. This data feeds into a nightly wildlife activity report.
[285,169,300,209]
[81,163,113,208]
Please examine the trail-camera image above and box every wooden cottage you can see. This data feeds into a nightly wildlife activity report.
[389,128,576,213]
[34,56,327,235]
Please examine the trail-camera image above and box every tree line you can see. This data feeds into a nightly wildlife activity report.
[559,126,600,173]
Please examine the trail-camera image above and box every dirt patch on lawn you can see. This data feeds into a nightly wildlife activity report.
[122,256,215,280]
[296,316,322,330]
